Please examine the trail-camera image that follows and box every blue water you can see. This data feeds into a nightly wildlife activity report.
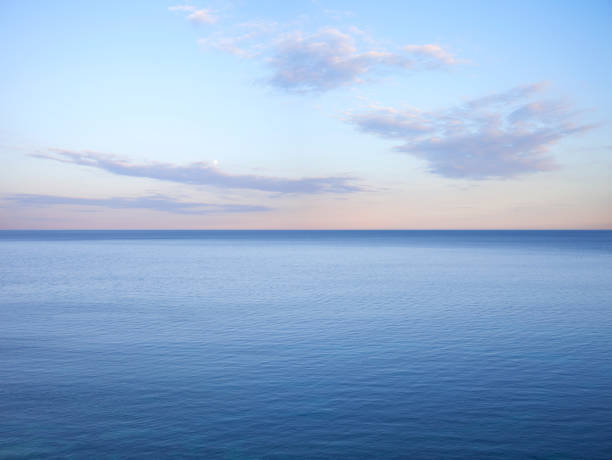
[1,230,611,459]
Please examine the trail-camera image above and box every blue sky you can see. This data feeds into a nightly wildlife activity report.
[1,0,610,229]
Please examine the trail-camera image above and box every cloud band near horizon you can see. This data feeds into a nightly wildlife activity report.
[3,193,271,215]
[34,150,363,194]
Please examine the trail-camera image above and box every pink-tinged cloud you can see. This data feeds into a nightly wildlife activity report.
[403,44,456,66]
[169,5,216,24]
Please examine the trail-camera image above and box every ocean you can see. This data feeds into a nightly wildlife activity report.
[1,230,611,458]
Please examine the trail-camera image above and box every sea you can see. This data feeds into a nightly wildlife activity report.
[1,230,611,459]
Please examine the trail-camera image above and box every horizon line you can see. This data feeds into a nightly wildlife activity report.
[1,228,611,232]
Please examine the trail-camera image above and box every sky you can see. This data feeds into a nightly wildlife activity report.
[1,0,611,229]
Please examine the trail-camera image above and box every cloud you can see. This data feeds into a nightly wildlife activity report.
[403,44,456,66]
[347,84,593,179]
[270,29,460,93]
[196,21,458,92]
[198,20,279,57]
[169,4,216,24]
[188,9,216,24]
[168,5,196,12]
[3,194,270,215]
[267,28,405,92]
[34,150,362,194]
[465,83,548,109]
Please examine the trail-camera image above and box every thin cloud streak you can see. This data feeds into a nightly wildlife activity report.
[403,44,456,66]
[169,4,217,24]
[347,84,594,179]
[3,194,270,215]
[34,150,363,194]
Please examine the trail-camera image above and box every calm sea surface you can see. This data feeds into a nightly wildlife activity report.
[1,230,611,459]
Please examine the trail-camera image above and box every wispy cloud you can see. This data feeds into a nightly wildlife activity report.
[403,44,456,66]
[3,194,269,215]
[198,21,277,57]
[195,19,459,92]
[346,84,594,179]
[168,5,196,12]
[34,149,363,194]
[169,4,217,24]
